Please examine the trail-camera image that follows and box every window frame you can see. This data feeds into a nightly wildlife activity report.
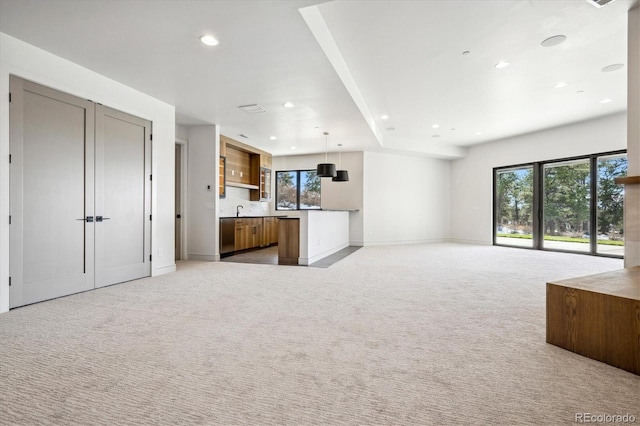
[493,149,626,258]
[275,169,321,211]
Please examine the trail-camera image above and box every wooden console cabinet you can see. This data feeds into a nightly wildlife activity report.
[546,267,640,375]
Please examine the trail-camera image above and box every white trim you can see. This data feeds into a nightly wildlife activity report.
[175,137,188,260]
[188,254,217,262]
[299,242,349,266]
[153,263,176,276]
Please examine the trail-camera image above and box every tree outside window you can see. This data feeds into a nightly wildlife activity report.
[276,170,320,210]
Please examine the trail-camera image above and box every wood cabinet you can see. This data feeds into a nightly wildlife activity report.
[250,167,271,201]
[222,217,279,254]
[278,218,299,265]
[234,218,263,251]
[220,135,272,195]
[226,145,252,185]
[262,217,279,246]
[219,156,226,198]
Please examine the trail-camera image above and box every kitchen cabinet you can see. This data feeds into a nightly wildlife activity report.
[221,216,279,254]
[226,146,252,185]
[262,217,279,246]
[234,218,262,251]
[219,156,226,198]
[221,135,272,190]
[250,167,271,201]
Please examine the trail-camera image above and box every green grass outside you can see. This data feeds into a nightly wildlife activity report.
[496,233,624,246]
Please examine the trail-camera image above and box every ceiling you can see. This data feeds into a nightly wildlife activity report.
[0,0,634,158]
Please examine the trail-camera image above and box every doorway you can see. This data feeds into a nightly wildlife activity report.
[175,143,182,260]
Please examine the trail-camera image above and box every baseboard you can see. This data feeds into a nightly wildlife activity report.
[362,238,447,247]
[152,264,176,276]
[449,238,492,246]
[299,242,350,266]
[187,254,217,261]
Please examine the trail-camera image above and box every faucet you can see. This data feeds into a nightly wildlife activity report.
[236,205,244,217]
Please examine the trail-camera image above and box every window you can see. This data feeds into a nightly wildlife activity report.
[495,166,534,248]
[493,151,626,258]
[276,170,321,210]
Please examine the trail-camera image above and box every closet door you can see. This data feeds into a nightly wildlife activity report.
[94,105,151,288]
[9,76,95,308]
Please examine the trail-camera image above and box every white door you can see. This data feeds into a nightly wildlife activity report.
[9,76,95,308]
[9,77,152,307]
[94,105,152,288]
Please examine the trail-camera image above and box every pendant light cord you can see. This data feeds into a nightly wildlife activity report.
[324,132,329,162]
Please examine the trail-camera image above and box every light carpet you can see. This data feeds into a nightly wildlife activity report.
[0,243,638,425]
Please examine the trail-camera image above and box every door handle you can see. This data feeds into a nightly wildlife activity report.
[77,216,94,222]
[96,216,110,222]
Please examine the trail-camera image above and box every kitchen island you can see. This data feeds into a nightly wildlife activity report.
[278,210,350,266]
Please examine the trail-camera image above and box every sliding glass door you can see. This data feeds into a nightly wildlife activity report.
[495,166,534,248]
[543,159,591,252]
[596,154,627,256]
[494,150,626,258]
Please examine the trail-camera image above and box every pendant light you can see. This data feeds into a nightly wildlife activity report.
[316,131,337,178]
[332,143,349,182]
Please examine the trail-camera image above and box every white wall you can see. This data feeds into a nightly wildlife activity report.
[450,112,627,245]
[176,124,189,141]
[625,6,640,267]
[299,210,349,265]
[0,33,176,313]
[272,152,364,244]
[219,187,270,218]
[362,151,451,246]
[186,125,219,261]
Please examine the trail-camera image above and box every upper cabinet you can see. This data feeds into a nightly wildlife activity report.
[220,135,272,200]
[219,156,226,198]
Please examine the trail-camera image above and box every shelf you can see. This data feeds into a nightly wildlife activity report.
[227,181,259,190]
[614,176,640,185]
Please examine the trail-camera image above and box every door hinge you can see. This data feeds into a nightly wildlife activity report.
[150,134,153,141]
[8,277,11,287]
[149,214,152,221]
[9,154,11,164]
[9,93,11,103]
[150,174,152,181]
[9,215,11,225]
[149,254,152,261]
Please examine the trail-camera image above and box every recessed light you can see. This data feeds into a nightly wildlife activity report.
[541,35,566,47]
[290,146,296,150]
[432,124,440,129]
[269,136,277,140]
[200,35,219,46]
[476,131,483,136]
[462,51,470,55]
[283,102,295,108]
[381,115,389,120]
[577,90,584,94]
[386,127,396,131]
[495,61,510,69]
[554,82,568,88]
[432,135,441,138]
[601,63,624,73]
[600,98,612,104]
[451,128,456,131]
